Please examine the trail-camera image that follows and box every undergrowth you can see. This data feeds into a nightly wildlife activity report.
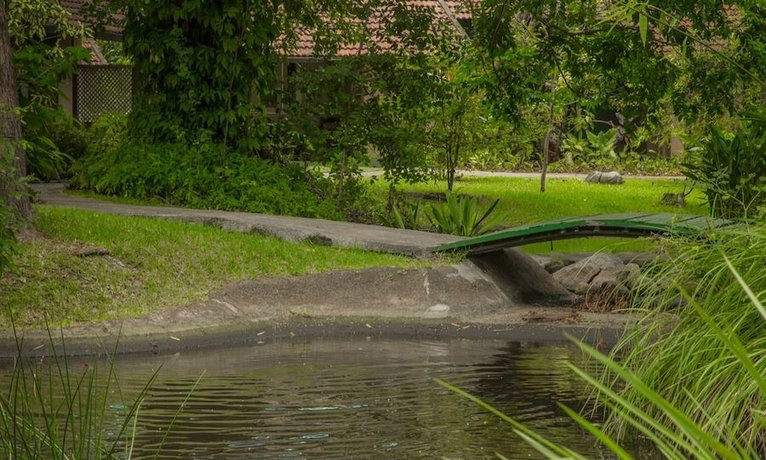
[70,141,349,220]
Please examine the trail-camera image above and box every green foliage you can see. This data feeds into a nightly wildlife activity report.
[0,144,20,276]
[682,110,766,219]
[472,0,765,163]
[0,201,15,276]
[96,39,129,64]
[391,198,422,230]
[8,0,89,107]
[7,0,90,181]
[425,192,501,236]
[70,141,344,220]
[280,54,436,191]
[118,1,288,146]
[561,128,618,165]
[21,108,88,180]
[86,112,128,156]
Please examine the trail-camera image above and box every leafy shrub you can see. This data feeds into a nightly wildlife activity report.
[425,192,502,236]
[71,141,345,220]
[683,110,766,219]
[391,199,423,230]
[86,112,128,157]
[21,107,87,180]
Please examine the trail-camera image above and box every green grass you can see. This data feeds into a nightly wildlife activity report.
[382,176,707,252]
[599,225,766,456]
[0,206,430,328]
[67,175,709,254]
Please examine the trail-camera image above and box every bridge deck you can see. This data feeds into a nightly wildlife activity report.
[433,213,736,255]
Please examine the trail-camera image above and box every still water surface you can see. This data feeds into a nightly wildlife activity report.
[75,338,630,459]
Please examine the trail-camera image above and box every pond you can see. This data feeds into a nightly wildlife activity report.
[5,338,654,458]
[110,338,623,459]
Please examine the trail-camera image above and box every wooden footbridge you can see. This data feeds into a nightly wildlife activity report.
[433,213,737,256]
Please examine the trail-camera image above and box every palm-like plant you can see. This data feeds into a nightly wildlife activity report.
[425,191,502,236]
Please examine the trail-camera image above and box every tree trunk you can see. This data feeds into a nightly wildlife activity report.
[540,102,556,193]
[0,0,31,224]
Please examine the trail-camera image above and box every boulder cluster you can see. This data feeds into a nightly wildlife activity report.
[531,252,659,309]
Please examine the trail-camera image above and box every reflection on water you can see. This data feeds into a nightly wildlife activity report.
[5,339,642,458]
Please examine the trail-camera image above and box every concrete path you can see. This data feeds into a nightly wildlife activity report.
[33,183,459,256]
[361,168,686,181]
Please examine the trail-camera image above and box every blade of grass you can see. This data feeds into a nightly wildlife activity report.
[557,403,634,459]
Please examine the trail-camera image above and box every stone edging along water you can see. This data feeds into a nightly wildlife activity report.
[0,260,630,359]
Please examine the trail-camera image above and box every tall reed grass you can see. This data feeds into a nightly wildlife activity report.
[600,225,766,456]
[0,323,196,459]
[441,224,766,459]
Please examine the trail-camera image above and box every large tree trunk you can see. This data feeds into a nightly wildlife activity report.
[0,0,31,224]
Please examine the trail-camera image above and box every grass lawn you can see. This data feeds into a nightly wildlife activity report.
[68,175,709,254]
[0,206,430,328]
[379,175,708,253]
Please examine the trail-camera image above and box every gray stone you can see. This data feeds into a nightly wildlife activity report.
[590,269,619,292]
[574,282,591,295]
[661,192,686,207]
[585,171,624,184]
[468,249,571,303]
[616,263,641,287]
[528,254,566,273]
[602,171,624,184]
[553,253,625,292]
[423,304,450,318]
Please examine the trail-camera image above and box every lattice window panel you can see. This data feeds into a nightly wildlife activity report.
[75,65,132,123]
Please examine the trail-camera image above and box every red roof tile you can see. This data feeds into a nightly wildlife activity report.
[61,0,123,37]
[60,1,474,57]
[286,1,474,58]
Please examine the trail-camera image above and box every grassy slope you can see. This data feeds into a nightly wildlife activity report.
[0,206,429,328]
[382,176,708,253]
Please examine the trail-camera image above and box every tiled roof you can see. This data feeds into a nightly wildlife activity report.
[60,0,123,37]
[60,1,473,57]
[288,1,473,58]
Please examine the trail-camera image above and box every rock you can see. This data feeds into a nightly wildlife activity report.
[585,171,602,183]
[540,252,664,268]
[661,192,686,207]
[423,304,450,318]
[616,263,641,287]
[553,253,625,292]
[468,249,571,303]
[574,282,591,295]
[528,254,566,273]
[585,171,624,184]
[590,269,620,292]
